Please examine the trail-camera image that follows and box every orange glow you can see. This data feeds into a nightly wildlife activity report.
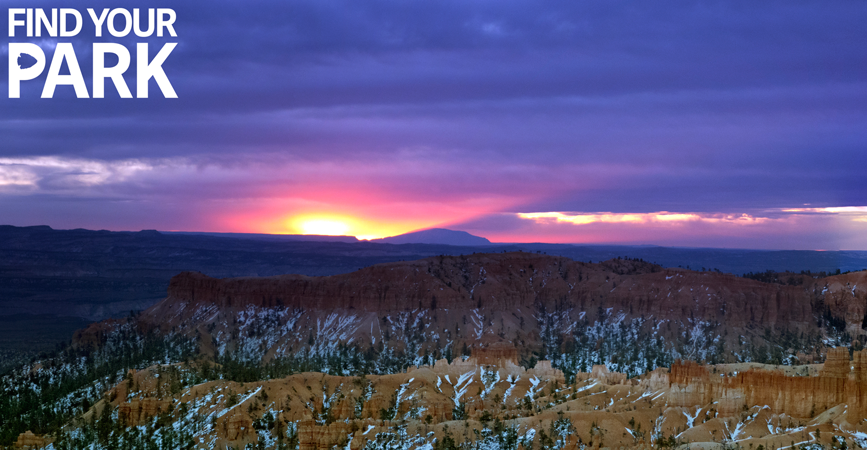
[284,214,390,239]
[298,219,349,236]
[215,189,525,240]
[254,212,440,241]
[284,214,361,237]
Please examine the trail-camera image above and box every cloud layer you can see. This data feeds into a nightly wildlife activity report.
[1,0,866,248]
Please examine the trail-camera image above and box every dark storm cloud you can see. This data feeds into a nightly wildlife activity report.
[1,0,866,244]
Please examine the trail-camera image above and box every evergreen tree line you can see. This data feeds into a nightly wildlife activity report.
[0,323,196,446]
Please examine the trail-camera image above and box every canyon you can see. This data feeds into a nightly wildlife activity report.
[7,252,867,449]
[19,345,867,449]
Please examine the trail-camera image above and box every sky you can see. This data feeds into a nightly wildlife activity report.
[1,0,866,249]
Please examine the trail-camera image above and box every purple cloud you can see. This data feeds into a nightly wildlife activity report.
[1,0,866,248]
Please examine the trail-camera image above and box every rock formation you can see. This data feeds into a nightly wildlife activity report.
[222,412,255,442]
[668,348,867,421]
[820,346,852,378]
[146,253,838,335]
[298,419,358,450]
[49,253,867,450]
[66,253,867,374]
[588,364,628,385]
[471,341,518,365]
[117,398,170,426]
[65,343,867,450]
[13,431,46,449]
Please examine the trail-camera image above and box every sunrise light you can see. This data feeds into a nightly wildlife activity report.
[298,219,350,236]
[283,214,418,239]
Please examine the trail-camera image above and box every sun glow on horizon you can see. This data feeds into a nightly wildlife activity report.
[299,219,350,236]
[276,213,429,240]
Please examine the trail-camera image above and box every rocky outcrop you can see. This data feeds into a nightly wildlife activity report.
[412,357,566,388]
[471,342,518,365]
[588,365,628,385]
[84,349,867,450]
[820,347,852,378]
[148,253,841,335]
[14,431,46,449]
[117,398,170,425]
[668,361,714,407]
[298,419,358,450]
[848,349,867,419]
[222,412,255,442]
[531,360,566,384]
[668,349,867,420]
[641,367,670,392]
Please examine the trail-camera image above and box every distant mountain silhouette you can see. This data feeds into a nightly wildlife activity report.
[372,228,492,246]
